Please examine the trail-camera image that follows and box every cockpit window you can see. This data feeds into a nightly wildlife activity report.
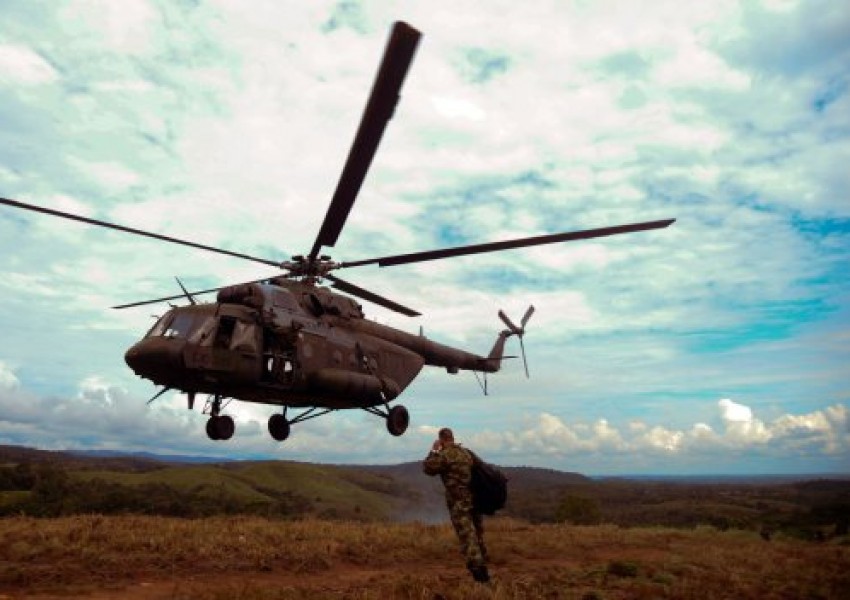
[145,311,174,338]
[145,310,207,340]
[165,312,204,339]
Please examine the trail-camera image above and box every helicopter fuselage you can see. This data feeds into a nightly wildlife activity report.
[124,279,505,410]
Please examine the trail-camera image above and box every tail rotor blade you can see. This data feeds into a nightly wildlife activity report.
[498,309,522,334]
[520,305,535,329]
[519,337,529,378]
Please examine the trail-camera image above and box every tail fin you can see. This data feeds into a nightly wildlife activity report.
[484,329,513,372]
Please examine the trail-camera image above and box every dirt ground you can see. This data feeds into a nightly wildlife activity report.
[2,557,581,600]
[1,517,847,599]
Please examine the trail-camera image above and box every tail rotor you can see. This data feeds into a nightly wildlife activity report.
[498,305,535,377]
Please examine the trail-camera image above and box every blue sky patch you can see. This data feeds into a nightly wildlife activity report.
[456,47,512,84]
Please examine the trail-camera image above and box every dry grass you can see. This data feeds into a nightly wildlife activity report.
[0,516,847,599]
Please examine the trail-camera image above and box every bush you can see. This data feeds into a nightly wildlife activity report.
[555,495,601,525]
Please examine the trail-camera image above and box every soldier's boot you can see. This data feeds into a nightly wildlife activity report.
[469,565,490,583]
[479,540,489,563]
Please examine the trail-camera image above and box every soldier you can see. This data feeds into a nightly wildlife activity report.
[423,427,489,583]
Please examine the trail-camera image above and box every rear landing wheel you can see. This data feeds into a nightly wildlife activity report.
[268,414,291,441]
[386,404,409,437]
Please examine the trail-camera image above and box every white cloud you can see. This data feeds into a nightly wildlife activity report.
[0,362,19,390]
[464,399,849,465]
[771,404,849,455]
[0,44,58,84]
[642,426,684,453]
[62,0,157,54]
[73,159,141,192]
[719,398,753,422]
[431,95,486,121]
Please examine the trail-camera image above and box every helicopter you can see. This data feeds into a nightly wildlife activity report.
[0,21,674,443]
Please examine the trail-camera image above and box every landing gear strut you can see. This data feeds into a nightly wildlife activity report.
[362,403,410,436]
[266,406,333,442]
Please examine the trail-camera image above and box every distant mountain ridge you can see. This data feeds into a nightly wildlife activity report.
[3,444,847,538]
[69,448,236,464]
[0,444,590,522]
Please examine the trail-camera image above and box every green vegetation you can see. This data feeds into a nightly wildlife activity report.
[0,516,847,598]
[0,459,417,521]
[0,446,848,597]
[1,445,848,543]
[506,478,850,541]
[554,494,601,525]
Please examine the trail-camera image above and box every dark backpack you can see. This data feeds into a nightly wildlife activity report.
[468,450,508,515]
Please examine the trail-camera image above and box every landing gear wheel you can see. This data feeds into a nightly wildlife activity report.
[206,415,235,441]
[206,417,220,441]
[268,414,291,442]
[386,404,409,437]
[217,415,235,440]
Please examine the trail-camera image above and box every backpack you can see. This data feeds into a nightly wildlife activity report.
[468,450,508,515]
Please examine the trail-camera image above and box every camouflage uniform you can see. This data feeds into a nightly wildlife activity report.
[423,443,487,569]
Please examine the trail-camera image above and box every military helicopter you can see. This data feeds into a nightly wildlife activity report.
[0,22,674,443]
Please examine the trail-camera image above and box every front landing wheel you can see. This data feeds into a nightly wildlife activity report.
[268,414,291,442]
[386,405,409,437]
[206,415,235,441]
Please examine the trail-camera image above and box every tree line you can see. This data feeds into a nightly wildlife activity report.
[0,463,311,518]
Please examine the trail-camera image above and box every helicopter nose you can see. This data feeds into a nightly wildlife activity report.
[125,338,186,382]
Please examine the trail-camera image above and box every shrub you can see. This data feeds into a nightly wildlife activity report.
[555,495,601,525]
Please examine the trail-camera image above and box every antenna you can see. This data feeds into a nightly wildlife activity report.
[175,277,197,305]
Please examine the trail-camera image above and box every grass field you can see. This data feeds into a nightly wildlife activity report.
[0,516,847,599]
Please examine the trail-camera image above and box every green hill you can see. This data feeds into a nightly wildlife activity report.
[1,445,847,540]
[0,447,421,520]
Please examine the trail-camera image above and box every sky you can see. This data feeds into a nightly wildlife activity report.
[0,0,848,475]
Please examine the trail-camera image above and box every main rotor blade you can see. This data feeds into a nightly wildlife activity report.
[113,276,278,309]
[342,219,676,268]
[325,273,420,317]
[0,197,281,268]
[309,21,422,259]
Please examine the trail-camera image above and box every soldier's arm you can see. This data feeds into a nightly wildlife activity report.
[422,450,445,476]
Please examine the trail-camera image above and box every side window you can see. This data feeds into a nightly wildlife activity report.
[231,322,258,353]
[214,316,237,348]
[188,317,216,345]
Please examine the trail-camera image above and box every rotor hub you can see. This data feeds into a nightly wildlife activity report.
[281,255,340,279]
